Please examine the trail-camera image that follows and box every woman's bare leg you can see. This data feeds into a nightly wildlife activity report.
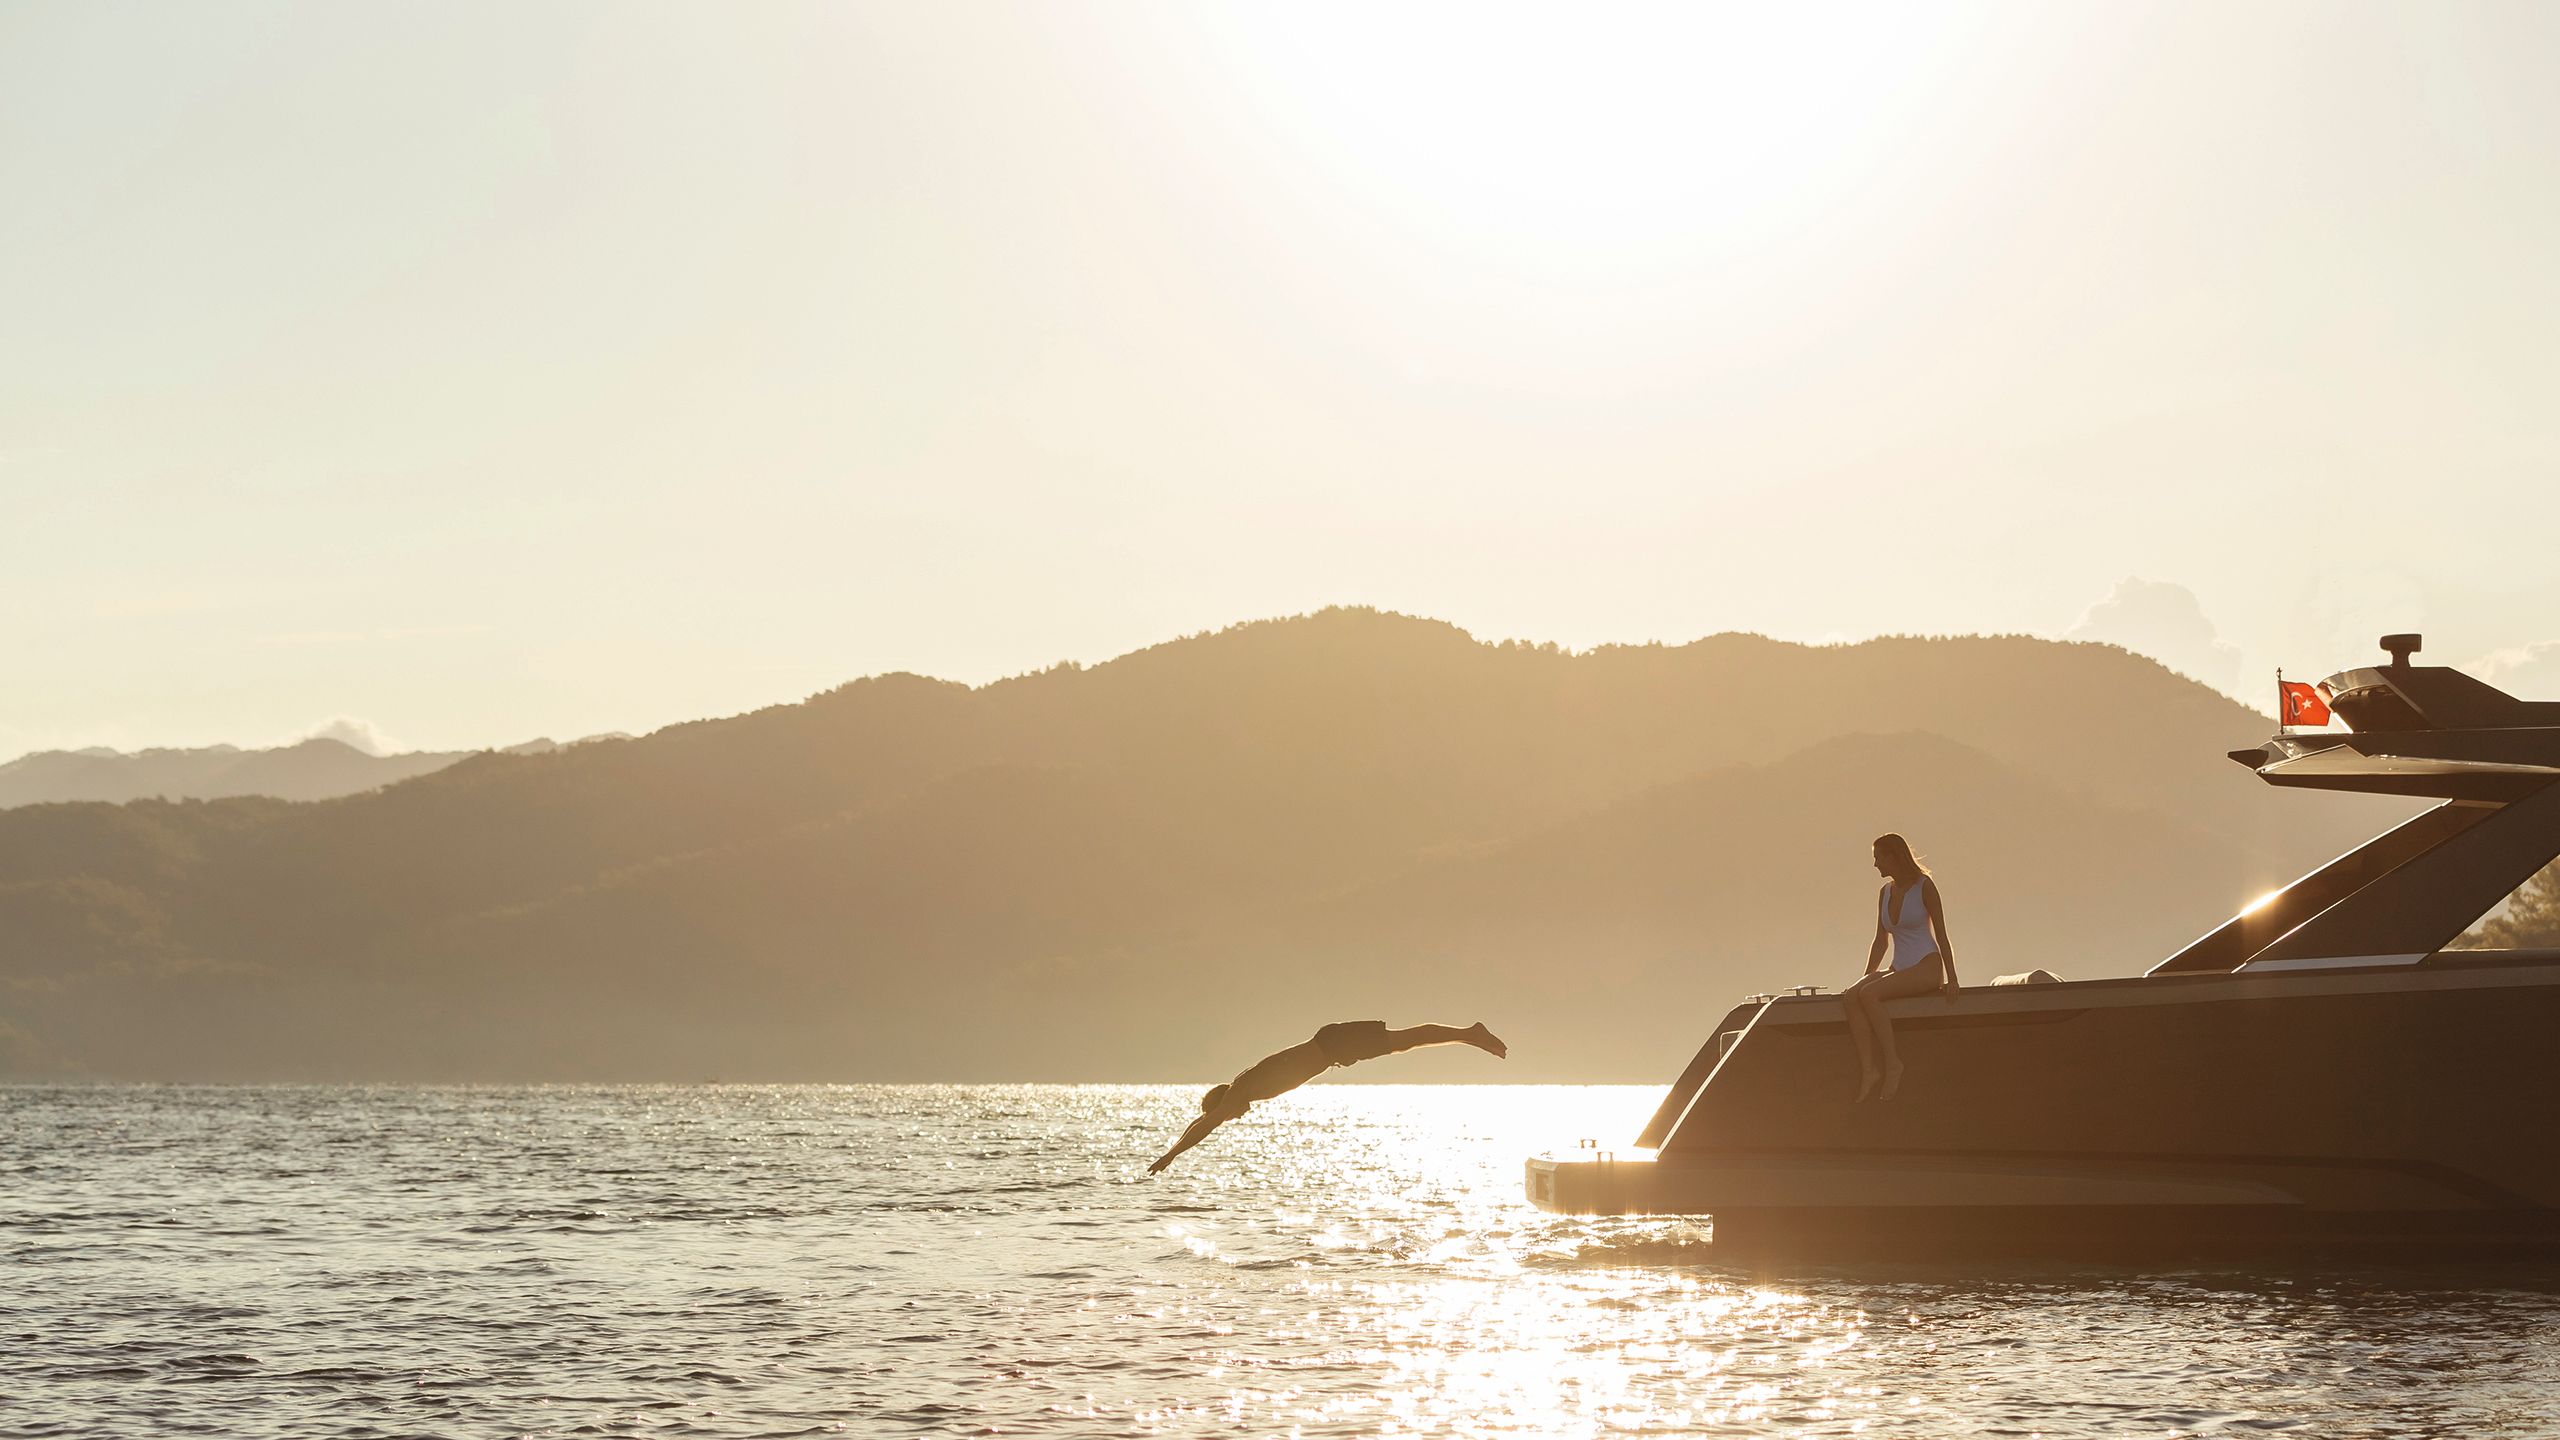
[1859,962,1944,1100]
[1844,976,1884,1100]
[1853,981,1899,1099]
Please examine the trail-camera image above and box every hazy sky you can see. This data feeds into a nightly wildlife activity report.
[8,1,2560,754]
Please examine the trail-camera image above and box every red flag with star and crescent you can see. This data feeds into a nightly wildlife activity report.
[2279,679,2331,728]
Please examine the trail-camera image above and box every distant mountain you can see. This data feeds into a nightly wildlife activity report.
[0,609,2408,1081]
[0,733,636,807]
[0,738,470,807]
[495,734,634,757]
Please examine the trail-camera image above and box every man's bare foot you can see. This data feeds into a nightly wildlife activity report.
[1856,1068,1883,1103]
[1467,1022,1508,1059]
[1877,1061,1906,1102]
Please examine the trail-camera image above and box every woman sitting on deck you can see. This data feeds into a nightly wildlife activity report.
[1847,833,1960,1101]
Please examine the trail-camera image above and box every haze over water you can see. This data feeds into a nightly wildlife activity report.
[9,1083,2557,1438]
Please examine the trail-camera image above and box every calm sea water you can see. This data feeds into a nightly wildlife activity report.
[5,1084,2559,1438]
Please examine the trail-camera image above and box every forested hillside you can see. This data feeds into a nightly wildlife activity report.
[0,609,2405,1080]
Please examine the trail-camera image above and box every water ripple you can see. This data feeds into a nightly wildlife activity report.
[1,1083,2557,1437]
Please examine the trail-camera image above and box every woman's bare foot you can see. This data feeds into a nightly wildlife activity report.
[1467,1022,1508,1059]
[1877,1061,1906,1101]
[1856,1068,1883,1103]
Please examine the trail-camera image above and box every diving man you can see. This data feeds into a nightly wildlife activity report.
[1146,1020,1508,1174]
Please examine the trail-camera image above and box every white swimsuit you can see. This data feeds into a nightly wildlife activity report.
[1881,881,1939,971]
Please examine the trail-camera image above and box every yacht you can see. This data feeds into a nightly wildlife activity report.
[1527,635,2560,1255]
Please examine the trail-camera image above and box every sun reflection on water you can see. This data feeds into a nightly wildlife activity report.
[1138,1084,1905,1435]
[1113,1083,2560,1436]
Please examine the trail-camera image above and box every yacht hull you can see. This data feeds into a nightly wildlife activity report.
[1528,955,2560,1257]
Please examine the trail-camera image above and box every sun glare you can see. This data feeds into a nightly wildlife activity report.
[1205,2,1986,273]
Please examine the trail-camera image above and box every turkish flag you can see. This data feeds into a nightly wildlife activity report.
[2279,679,2332,727]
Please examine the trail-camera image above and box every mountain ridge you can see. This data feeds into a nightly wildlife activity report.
[0,734,631,809]
[0,609,2404,1080]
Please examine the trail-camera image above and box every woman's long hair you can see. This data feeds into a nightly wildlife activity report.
[1873,832,1929,884]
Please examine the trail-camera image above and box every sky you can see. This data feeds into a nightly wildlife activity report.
[6,1,2560,755]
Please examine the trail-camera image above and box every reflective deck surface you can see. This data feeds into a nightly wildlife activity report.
[5,1084,2558,1437]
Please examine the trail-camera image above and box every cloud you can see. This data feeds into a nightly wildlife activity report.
[2298,568,2429,672]
[2066,577,2243,694]
[300,717,403,756]
[2472,642,2560,702]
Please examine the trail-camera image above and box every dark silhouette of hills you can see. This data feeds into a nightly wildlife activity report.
[0,609,2407,1081]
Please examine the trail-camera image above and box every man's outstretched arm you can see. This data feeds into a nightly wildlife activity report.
[1148,1111,1229,1175]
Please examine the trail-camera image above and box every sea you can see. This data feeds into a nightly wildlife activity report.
[5,1083,2558,1439]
